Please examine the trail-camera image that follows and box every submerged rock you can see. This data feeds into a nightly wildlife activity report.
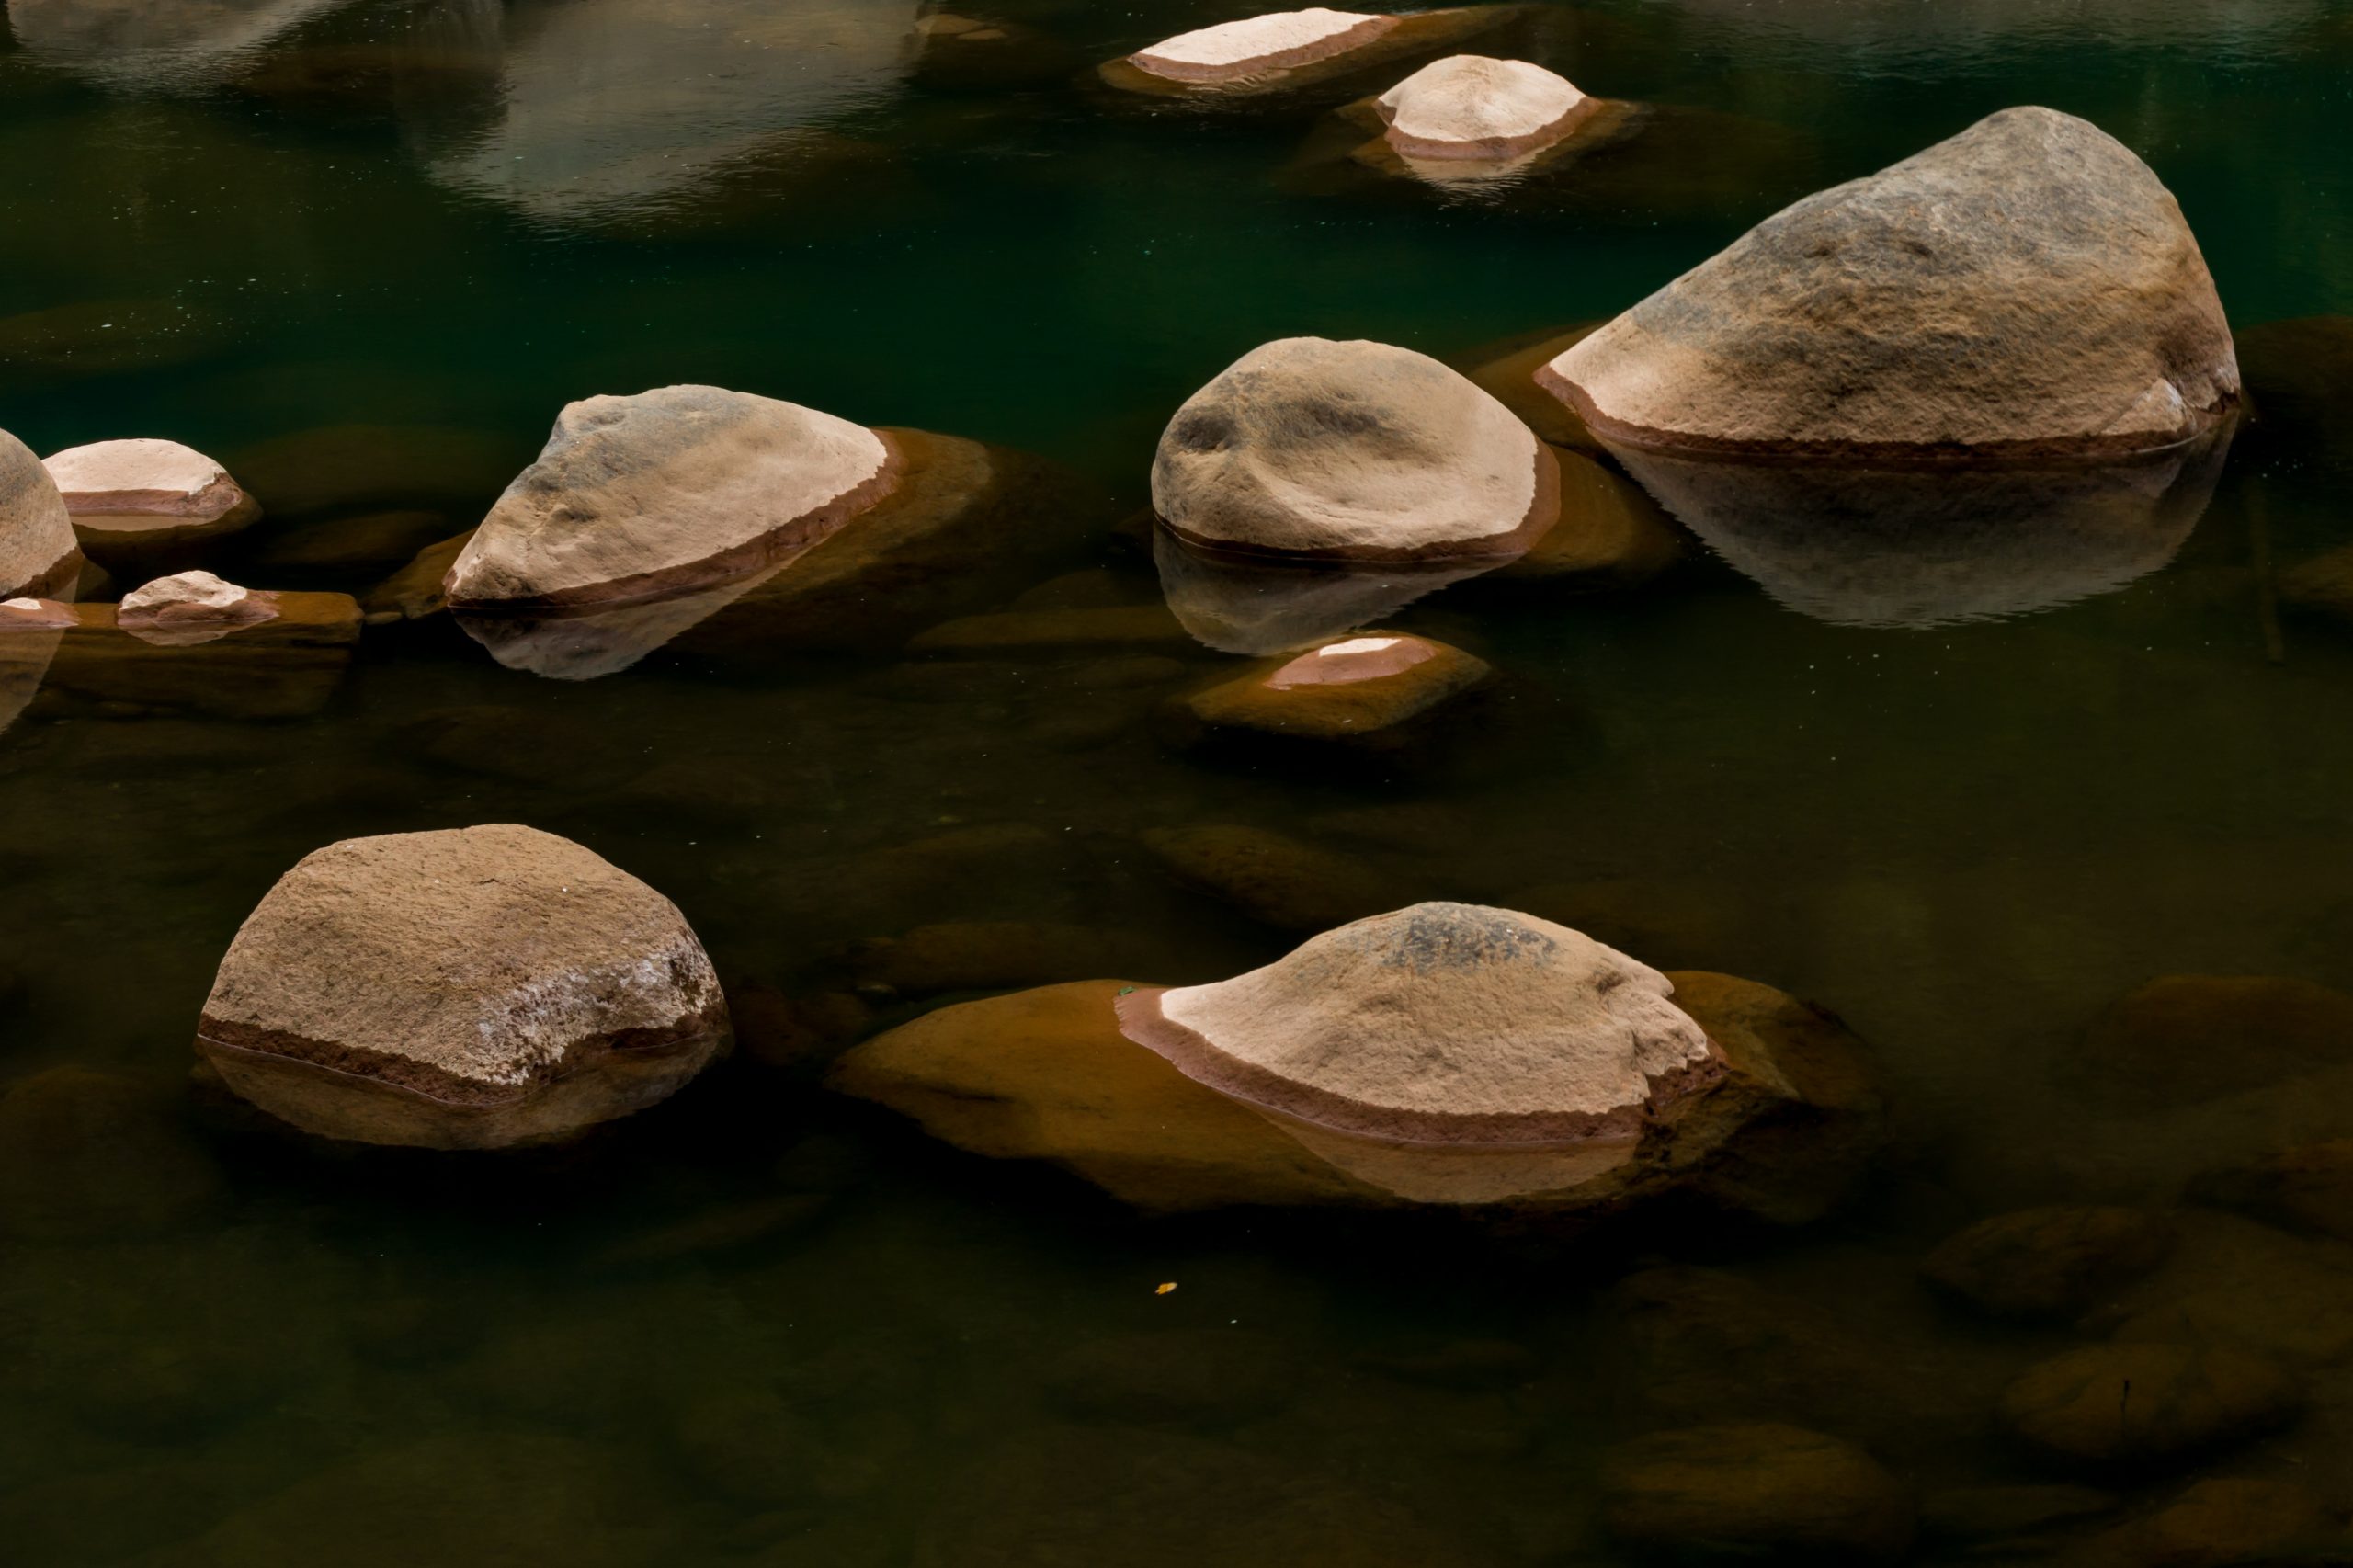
[1922,1207,2175,1321]
[1542,107,2239,460]
[1373,53,1590,159]
[36,591,361,719]
[2076,973,2353,1109]
[42,438,261,555]
[1165,631,1491,748]
[831,907,1885,1216]
[1153,336,1557,562]
[0,1067,226,1242]
[2089,1477,2336,1568]
[1598,1423,1915,1567]
[2191,1138,2353,1243]
[1916,1483,2118,1551]
[446,385,898,611]
[196,824,729,1150]
[0,427,81,600]
[1101,3,1529,107]
[1997,1343,2298,1471]
[1139,824,1415,931]
[116,570,280,646]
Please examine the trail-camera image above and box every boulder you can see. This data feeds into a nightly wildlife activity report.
[0,1067,226,1241]
[196,824,729,1149]
[1139,823,1415,930]
[41,437,261,553]
[2075,974,2353,1110]
[1373,54,1589,160]
[1165,631,1491,748]
[1130,9,1400,83]
[1541,107,2239,460]
[445,385,899,611]
[0,427,81,600]
[1153,337,1557,561]
[1921,1207,2175,1321]
[116,570,280,646]
[2089,1478,2336,1568]
[1116,903,1715,1143]
[1598,1423,1915,1566]
[1997,1343,2299,1471]
[2190,1138,2353,1243]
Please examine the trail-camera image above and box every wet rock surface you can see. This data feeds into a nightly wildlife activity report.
[1165,632,1492,749]
[1998,1342,2300,1471]
[1598,1422,1915,1566]
[1922,1206,2175,1320]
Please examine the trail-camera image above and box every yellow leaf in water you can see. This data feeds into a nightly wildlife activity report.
[1154,1282,1177,1295]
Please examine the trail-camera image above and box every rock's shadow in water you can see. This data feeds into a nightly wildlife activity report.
[1608,426,2235,629]
[1152,526,1509,656]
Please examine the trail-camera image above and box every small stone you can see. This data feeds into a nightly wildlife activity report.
[1998,1343,2299,1471]
[42,437,261,553]
[1922,1207,2175,1321]
[116,570,279,645]
[1599,1423,1915,1566]
[1139,823,1415,930]
[1374,54,1590,161]
[1165,631,1490,749]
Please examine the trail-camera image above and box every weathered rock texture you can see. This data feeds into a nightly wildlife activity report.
[445,385,898,611]
[1131,8,1398,82]
[42,437,260,550]
[197,824,728,1149]
[1154,337,1557,561]
[1541,107,2239,460]
[1118,903,1717,1142]
[1374,53,1588,159]
[0,427,81,600]
[116,571,280,646]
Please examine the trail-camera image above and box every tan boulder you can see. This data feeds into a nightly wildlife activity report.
[1153,336,1557,561]
[445,385,898,611]
[1165,631,1490,747]
[1998,1343,2299,1470]
[41,438,261,553]
[0,427,81,600]
[116,570,280,646]
[1374,54,1589,159]
[1599,1423,1915,1567]
[197,824,728,1149]
[1119,903,1714,1143]
[1130,8,1399,83]
[1542,107,2239,460]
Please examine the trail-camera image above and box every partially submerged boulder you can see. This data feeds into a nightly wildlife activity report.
[116,571,280,646]
[831,905,1886,1216]
[1102,4,1531,105]
[1541,107,2239,460]
[42,438,261,554]
[445,385,898,611]
[2075,973,2353,1110]
[1153,337,1557,561]
[1131,8,1398,82]
[1373,54,1590,160]
[196,824,729,1149]
[0,427,81,600]
[1165,631,1491,747]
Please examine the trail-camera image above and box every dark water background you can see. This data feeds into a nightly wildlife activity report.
[5,1,2353,1562]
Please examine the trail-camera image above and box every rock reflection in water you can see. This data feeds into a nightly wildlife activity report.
[1608,427,2234,629]
[1153,526,1505,655]
[6,0,359,83]
[455,565,779,681]
[0,617,67,736]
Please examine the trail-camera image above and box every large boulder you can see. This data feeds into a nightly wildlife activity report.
[1540,107,2238,460]
[0,427,81,600]
[445,385,899,611]
[41,437,261,554]
[1153,337,1558,562]
[196,824,728,1149]
[1373,54,1590,160]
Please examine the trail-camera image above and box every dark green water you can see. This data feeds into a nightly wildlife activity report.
[6,2,2353,1563]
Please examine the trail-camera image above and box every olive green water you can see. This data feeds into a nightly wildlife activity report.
[6,1,2353,1563]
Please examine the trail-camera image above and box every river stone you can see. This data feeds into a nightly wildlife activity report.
[1166,631,1491,747]
[42,437,260,551]
[1599,1423,1915,1566]
[1131,8,1398,82]
[1139,823,1415,931]
[196,824,729,1149]
[0,426,80,600]
[1997,1343,2299,1471]
[1374,54,1587,159]
[1541,107,2239,460]
[2093,1477,2335,1568]
[2191,1138,2353,1243]
[1922,1206,2175,1321]
[1153,336,1558,561]
[1118,902,1715,1143]
[445,384,898,610]
[2077,973,2353,1109]
[116,570,280,645]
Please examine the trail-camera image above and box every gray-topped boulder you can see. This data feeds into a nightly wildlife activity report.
[1373,54,1590,160]
[0,427,81,600]
[197,824,728,1149]
[1154,337,1558,561]
[1541,107,2239,460]
[445,385,899,611]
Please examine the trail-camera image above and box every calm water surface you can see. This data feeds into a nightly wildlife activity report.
[5,1,2353,1562]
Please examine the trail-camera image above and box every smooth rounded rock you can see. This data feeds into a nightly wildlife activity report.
[1542,107,2239,460]
[117,570,279,646]
[2077,973,2353,1109]
[0,426,81,600]
[42,438,260,551]
[1131,8,1398,83]
[1599,1423,1915,1566]
[446,385,898,611]
[1922,1206,2175,1321]
[1153,337,1558,561]
[1374,54,1588,159]
[196,824,729,1150]
[1998,1343,2299,1471]
[1118,902,1716,1143]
